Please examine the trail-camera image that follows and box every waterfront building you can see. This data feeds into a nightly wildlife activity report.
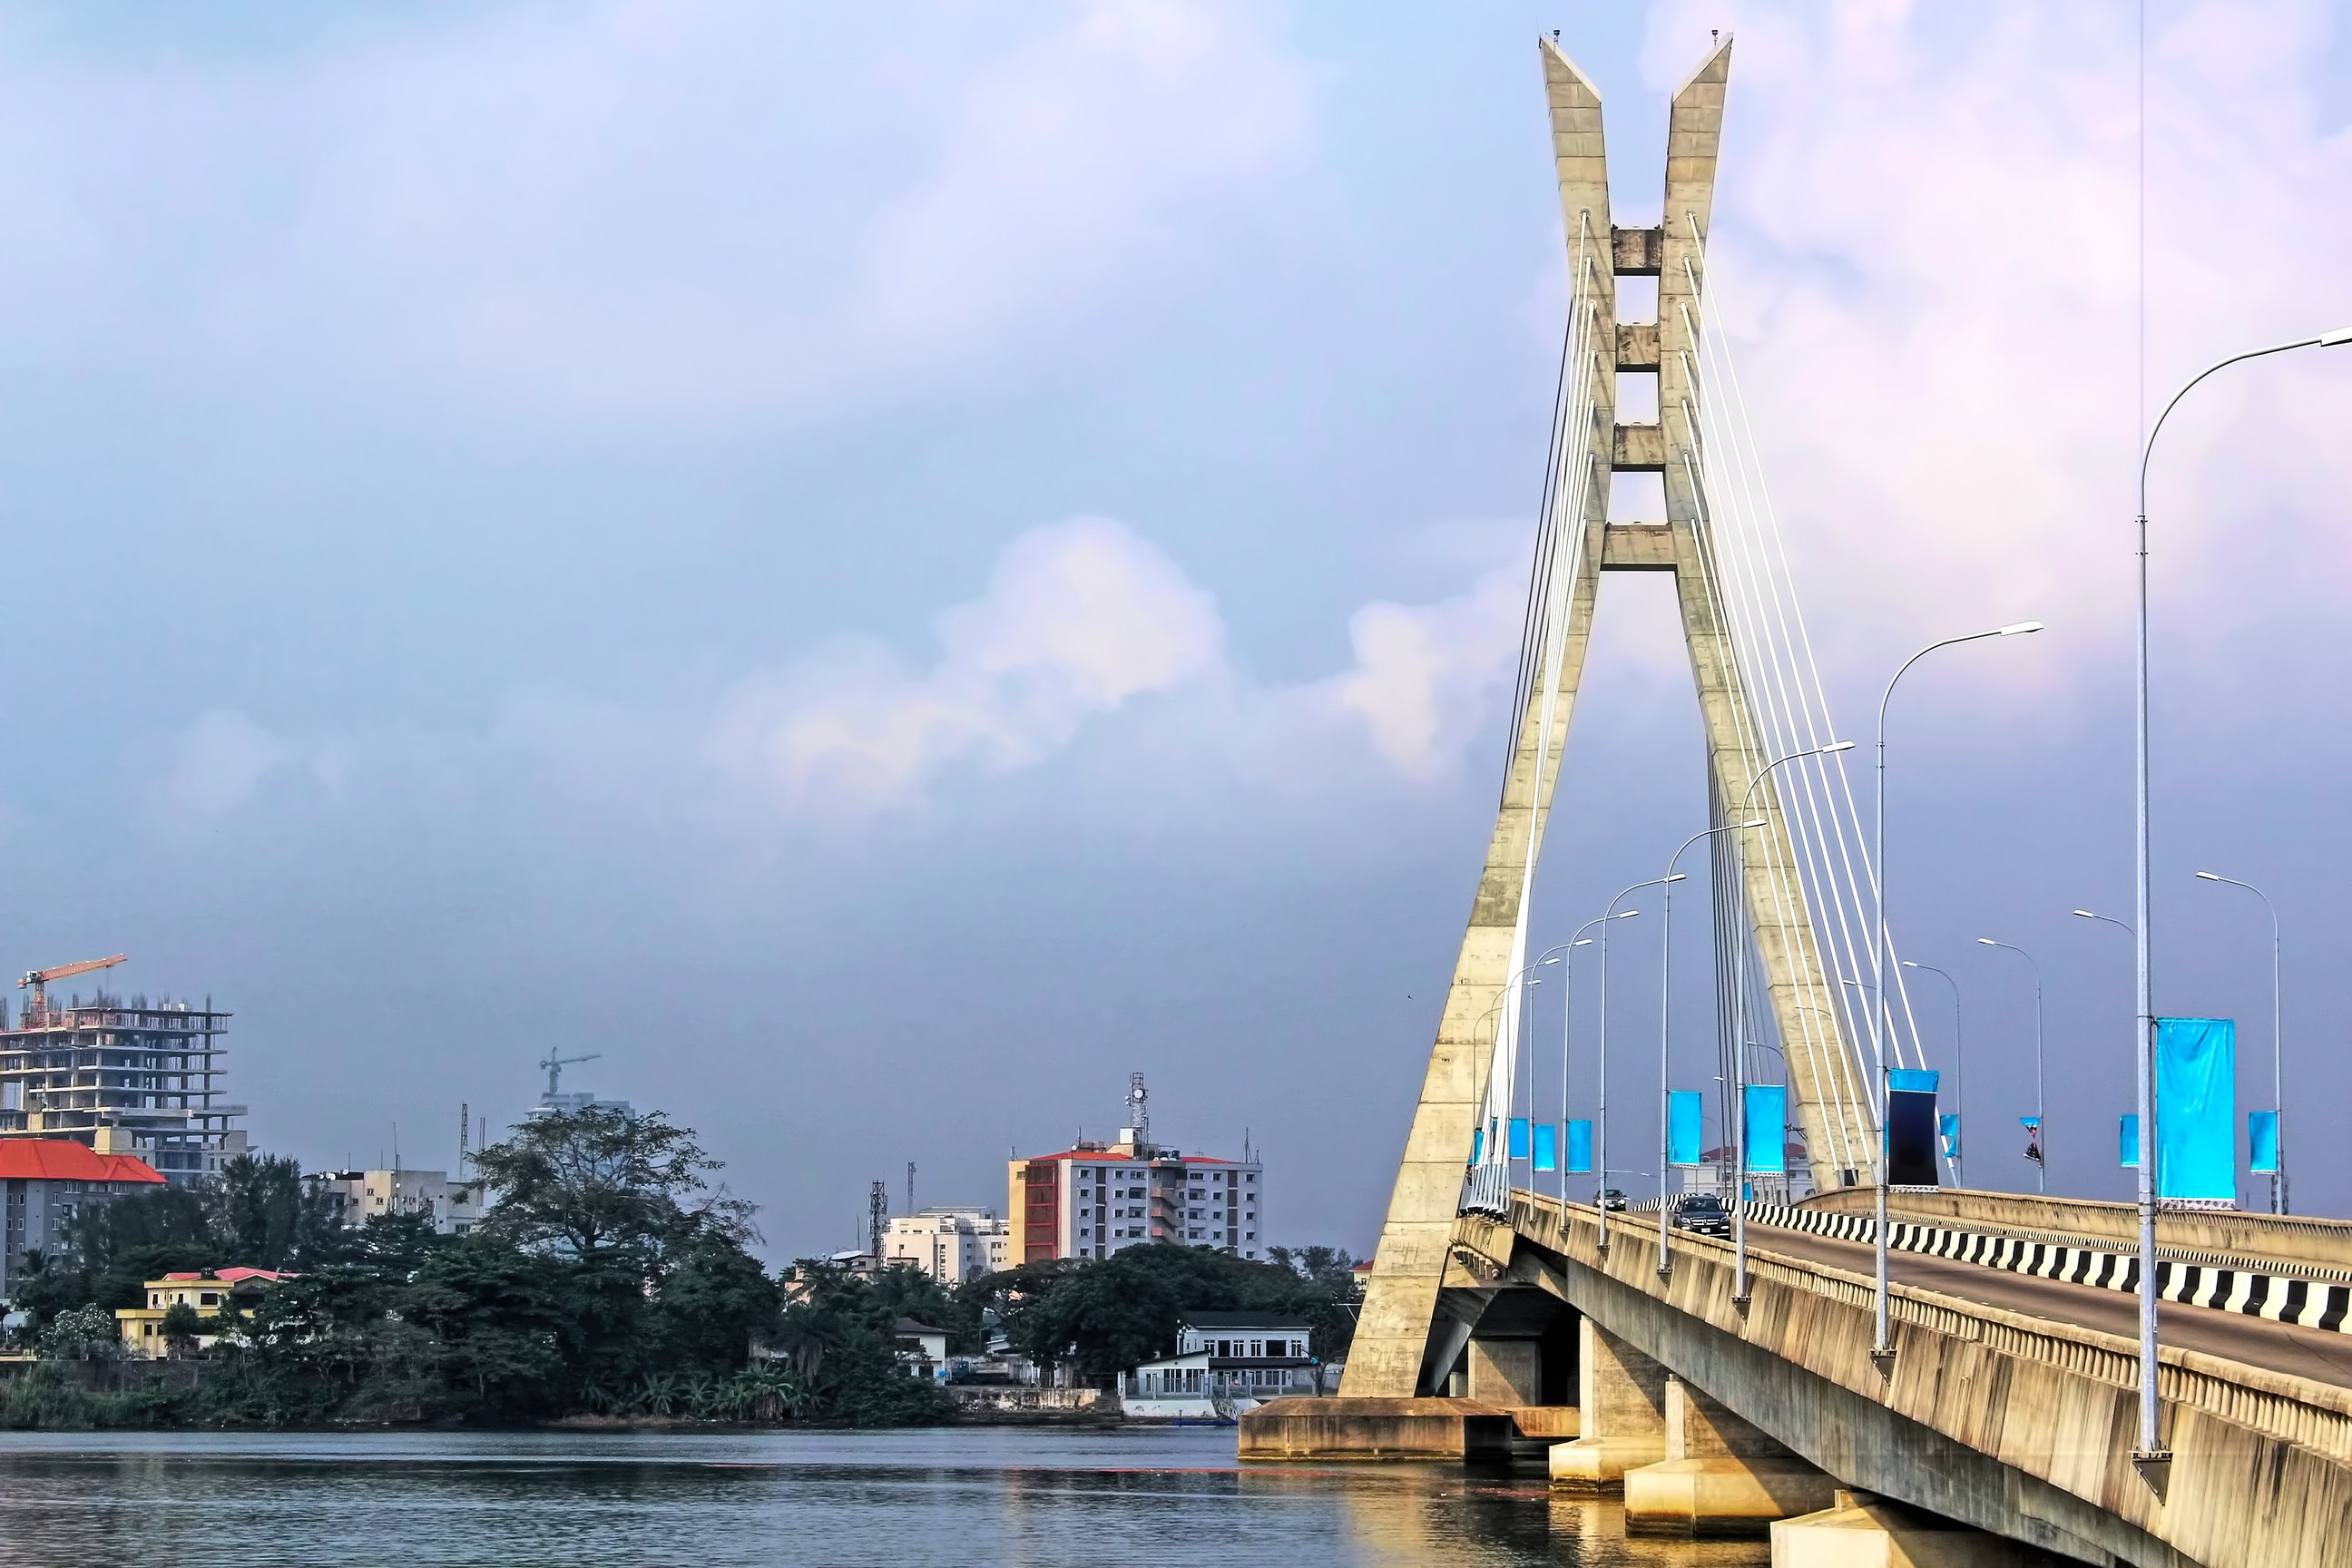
[882,1207,1010,1284]
[1006,1076,1265,1263]
[1122,1311,1321,1418]
[893,1318,952,1382]
[114,1266,292,1357]
[0,1140,167,1300]
[309,1167,485,1235]
[0,978,245,1187]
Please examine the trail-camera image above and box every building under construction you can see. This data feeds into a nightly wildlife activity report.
[0,956,245,1187]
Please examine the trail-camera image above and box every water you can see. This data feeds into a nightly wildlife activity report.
[0,1426,1770,1566]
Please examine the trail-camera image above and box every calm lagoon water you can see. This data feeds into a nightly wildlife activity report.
[0,1426,1770,1566]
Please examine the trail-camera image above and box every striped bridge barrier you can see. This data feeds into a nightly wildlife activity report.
[1738,1202,2352,1336]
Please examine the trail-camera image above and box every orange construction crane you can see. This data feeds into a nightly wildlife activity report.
[19,955,127,1011]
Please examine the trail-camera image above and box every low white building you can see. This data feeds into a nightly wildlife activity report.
[883,1207,1011,1284]
[310,1167,485,1235]
[1122,1311,1322,1419]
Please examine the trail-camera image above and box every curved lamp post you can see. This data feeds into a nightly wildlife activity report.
[1975,938,2046,1194]
[2196,870,2284,1214]
[1873,621,2042,1365]
[1656,822,1762,1277]
[1599,877,1677,1248]
[2129,323,2348,1467]
[1902,959,1963,1189]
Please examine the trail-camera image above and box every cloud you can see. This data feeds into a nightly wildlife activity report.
[144,710,293,823]
[712,517,1224,808]
[1312,567,1528,779]
[0,0,1309,422]
[1631,1,2352,680]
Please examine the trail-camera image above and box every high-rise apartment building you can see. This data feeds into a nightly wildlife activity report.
[1006,1077,1264,1263]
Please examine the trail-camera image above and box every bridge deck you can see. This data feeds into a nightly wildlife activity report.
[1747,1218,2352,1392]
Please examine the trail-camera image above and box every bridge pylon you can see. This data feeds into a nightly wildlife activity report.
[1340,34,1881,1400]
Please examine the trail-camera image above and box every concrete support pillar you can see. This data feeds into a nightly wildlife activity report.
[1549,1319,1667,1489]
[1771,1491,2064,1566]
[1622,1376,1838,1532]
[1465,1336,1543,1408]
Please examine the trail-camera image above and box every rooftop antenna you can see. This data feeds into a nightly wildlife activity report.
[906,1161,916,1217]
[1126,1072,1149,1146]
[459,1102,470,1169]
[868,1180,888,1260]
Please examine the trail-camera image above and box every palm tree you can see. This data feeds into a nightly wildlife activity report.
[634,1373,680,1417]
[682,1373,719,1419]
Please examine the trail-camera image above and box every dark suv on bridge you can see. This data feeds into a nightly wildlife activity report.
[1671,1194,1732,1237]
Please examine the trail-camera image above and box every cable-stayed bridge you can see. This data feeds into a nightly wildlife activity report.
[1240,35,2352,1568]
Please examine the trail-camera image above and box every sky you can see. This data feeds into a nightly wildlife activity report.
[2,1,2349,1259]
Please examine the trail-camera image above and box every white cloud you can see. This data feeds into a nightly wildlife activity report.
[146,710,292,823]
[1313,568,1527,779]
[0,0,1308,422]
[1631,1,2352,682]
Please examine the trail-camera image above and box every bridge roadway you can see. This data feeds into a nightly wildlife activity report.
[1744,1217,2352,1394]
[1454,1189,2352,1565]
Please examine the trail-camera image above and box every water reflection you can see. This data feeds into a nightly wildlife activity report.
[0,1429,1769,1567]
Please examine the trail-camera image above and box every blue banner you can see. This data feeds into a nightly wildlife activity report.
[1508,1117,1530,1160]
[2119,1113,2138,1168]
[1532,1121,1557,1172]
[1939,1113,1961,1160]
[2250,1111,2279,1175]
[1742,1084,1787,1173]
[1471,1126,1484,1164]
[1566,1119,1593,1174]
[1889,1068,1941,1095]
[2156,1017,2235,1202]
[1668,1091,1703,1166]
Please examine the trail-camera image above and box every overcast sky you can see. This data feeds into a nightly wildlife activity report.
[5,1,2349,1258]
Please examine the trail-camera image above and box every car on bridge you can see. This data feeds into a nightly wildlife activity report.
[1670,1194,1732,1238]
[1597,1188,1627,1211]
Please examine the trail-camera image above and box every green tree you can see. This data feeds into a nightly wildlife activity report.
[652,1233,781,1377]
[159,1301,203,1359]
[34,1303,122,1361]
[210,1154,342,1268]
[472,1107,754,1262]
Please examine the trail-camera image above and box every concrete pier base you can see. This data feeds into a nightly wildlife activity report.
[1549,1318,1666,1491]
[1771,1492,2066,1567]
[1623,1371,1837,1532]
[1236,1397,1513,1461]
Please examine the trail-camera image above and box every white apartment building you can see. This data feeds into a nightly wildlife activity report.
[1008,1137,1264,1264]
[882,1207,1010,1285]
[311,1167,486,1235]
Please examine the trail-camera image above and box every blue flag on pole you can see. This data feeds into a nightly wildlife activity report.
[2156,1016,2235,1202]
[1533,1121,1558,1172]
[1470,1126,1484,1164]
[1668,1091,1703,1166]
[2250,1111,2279,1174]
[1742,1084,1787,1173]
[1508,1117,1530,1160]
[1939,1113,1961,1160]
[2119,1113,2139,1168]
[1566,1119,1593,1173]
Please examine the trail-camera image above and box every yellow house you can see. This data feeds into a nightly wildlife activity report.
[114,1268,293,1358]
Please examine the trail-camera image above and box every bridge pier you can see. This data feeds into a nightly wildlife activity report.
[1771,1490,2069,1566]
[1549,1318,1667,1489]
[1622,1375,1839,1534]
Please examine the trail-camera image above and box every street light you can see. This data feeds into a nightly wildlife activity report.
[1657,825,1761,1277]
[1874,621,2042,1365]
[1729,739,1856,1304]
[2131,324,2348,1469]
[1562,916,1630,1206]
[1600,876,1677,1248]
[1975,938,2046,1193]
[2073,908,2134,937]
[2196,870,2285,1214]
[1902,960,1963,1190]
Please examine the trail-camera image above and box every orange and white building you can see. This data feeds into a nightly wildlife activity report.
[1007,1129,1264,1264]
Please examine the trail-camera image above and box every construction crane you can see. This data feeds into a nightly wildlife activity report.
[539,1048,602,1100]
[19,955,127,1012]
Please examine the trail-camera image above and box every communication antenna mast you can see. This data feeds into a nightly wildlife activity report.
[1126,1072,1149,1145]
[868,1180,888,1260]
[459,1102,470,1169]
[906,1161,916,1218]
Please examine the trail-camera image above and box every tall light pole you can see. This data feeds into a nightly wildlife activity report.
[1728,739,1856,1304]
[1874,621,2042,1365]
[2197,870,2285,1214]
[1563,915,1632,1205]
[1657,824,1759,1277]
[2132,324,2347,1467]
[1600,876,1676,1248]
[2073,908,2134,938]
[1975,938,2045,1194]
[1901,961,1963,1188]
